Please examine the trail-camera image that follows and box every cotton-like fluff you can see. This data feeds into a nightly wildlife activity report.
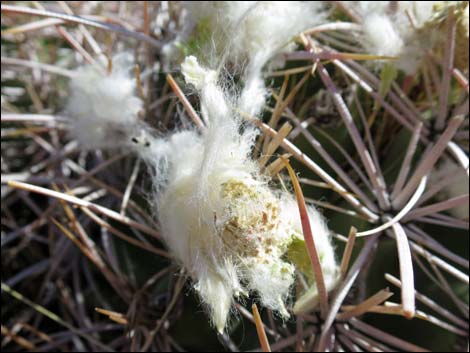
[218,2,324,66]
[164,2,326,116]
[221,1,326,116]
[361,12,404,57]
[350,1,466,73]
[66,54,144,149]
[431,159,469,220]
[143,56,339,332]
[165,1,325,66]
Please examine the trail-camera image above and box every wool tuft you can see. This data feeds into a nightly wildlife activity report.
[164,2,327,117]
[65,53,144,149]
[142,56,339,332]
[349,1,468,73]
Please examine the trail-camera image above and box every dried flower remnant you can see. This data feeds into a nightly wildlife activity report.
[65,53,145,149]
[141,56,339,333]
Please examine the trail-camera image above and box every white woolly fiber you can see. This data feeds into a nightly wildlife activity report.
[223,1,325,66]
[165,2,327,117]
[362,13,403,57]
[142,56,339,332]
[66,53,143,149]
[232,1,325,117]
[352,1,452,73]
